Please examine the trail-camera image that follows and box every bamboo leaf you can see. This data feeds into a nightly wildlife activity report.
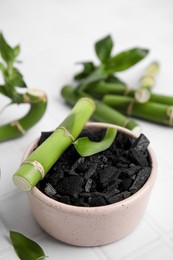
[0,33,16,64]
[95,35,113,63]
[10,231,47,260]
[8,67,27,88]
[74,62,95,80]
[74,127,117,156]
[106,48,149,72]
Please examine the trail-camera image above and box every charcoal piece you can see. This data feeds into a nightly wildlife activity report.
[89,196,106,206]
[120,164,141,177]
[121,178,133,191]
[122,191,131,199]
[80,192,105,198]
[49,169,64,185]
[119,155,131,164]
[85,178,93,192]
[108,193,123,203]
[116,162,129,169]
[44,183,56,198]
[131,133,150,152]
[108,191,131,204]
[59,196,71,205]
[69,157,85,174]
[105,187,120,200]
[130,167,151,194]
[84,163,97,180]
[99,167,120,188]
[130,148,149,167]
[56,176,83,198]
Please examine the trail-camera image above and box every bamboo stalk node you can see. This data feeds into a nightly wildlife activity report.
[22,160,45,179]
[124,87,131,96]
[57,126,75,142]
[11,121,26,134]
[127,100,136,116]
[167,106,173,126]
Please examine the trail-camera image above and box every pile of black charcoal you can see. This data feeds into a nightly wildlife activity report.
[37,128,151,207]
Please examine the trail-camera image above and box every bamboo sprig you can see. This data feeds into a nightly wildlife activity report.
[0,33,47,141]
[61,85,140,133]
[0,89,47,142]
[74,35,149,92]
[103,95,173,126]
[134,61,160,103]
[13,97,96,191]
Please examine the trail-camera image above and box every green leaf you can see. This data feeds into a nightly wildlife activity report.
[8,67,27,88]
[74,127,117,156]
[0,62,5,72]
[76,66,108,92]
[74,62,95,80]
[0,33,15,64]
[13,44,20,58]
[10,231,47,260]
[106,48,149,73]
[95,35,113,63]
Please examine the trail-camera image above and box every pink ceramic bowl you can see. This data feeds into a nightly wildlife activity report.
[23,122,157,247]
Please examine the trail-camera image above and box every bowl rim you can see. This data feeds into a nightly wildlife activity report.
[26,122,157,215]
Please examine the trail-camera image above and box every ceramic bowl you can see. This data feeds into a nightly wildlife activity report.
[23,122,157,247]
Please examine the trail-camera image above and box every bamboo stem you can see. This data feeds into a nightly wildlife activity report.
[61,85,140,132]
[134,61,160,103]
[0,89,47,142]
[103,94,173,126]
[13,97,95,191]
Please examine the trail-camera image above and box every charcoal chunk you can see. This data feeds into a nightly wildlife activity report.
[59,196,71,205]
[108,191,131,204]
[44,183,56,198]
[56,176,83,198]
[131,134,150,152]
[99,167,120,188]
[130,167,151,194]
[130,148,149,167]
[121,177,133,191]
[84,163,97,180]
[89,196,106,206]
[85,178,93,192]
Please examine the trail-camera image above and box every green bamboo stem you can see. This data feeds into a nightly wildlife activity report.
[86,81,129,98]
[103,94,173,126]
[13,97,95,191]
[0,89,47,142]
[61,85,140,132]
[87,81,173,107]
[134,61,160,103]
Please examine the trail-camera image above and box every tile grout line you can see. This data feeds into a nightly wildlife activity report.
[144,214,173,251]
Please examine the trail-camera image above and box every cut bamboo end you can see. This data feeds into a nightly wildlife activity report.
[13,175,32,191]
[135,88,150,103]
[23,89,47,103]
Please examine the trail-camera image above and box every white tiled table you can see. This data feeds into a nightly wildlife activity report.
[0,0,173,259]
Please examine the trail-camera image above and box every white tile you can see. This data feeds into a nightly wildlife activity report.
[147,177,173,232]
[100,220,159,259]
[134,244,173,260]
[0,192,42,237]
[36,233,101,260]
[0,149,21,198]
